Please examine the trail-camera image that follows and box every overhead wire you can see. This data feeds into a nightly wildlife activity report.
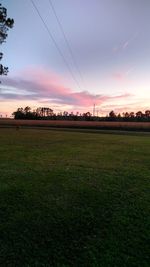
[48,0,84,84]
[30,0,82,90]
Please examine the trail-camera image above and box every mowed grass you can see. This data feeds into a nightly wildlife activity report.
[0,128,149,267]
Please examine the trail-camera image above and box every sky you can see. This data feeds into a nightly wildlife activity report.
[0,0,150,117]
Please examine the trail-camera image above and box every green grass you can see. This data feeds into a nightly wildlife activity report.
[0,128,149,267]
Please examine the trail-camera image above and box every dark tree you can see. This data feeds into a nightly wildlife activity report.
[136,111,143,118]
[129,112,135,118]
[145,110,150,118]
[24,106,31,114]
[109,110,116,118]
[0,3,14,80]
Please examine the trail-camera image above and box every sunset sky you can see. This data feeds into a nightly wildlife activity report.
[0,0,150,116]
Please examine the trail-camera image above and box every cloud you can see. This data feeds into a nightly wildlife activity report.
[112,66,135,82]
[0,67,132,107]
[113,32,139,53]
[122,41,129,50]
[113,73,125,81]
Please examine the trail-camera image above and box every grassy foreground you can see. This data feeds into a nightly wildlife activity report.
[0,128,149,267]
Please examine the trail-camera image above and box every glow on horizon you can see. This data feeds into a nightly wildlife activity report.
[0,66,150,117]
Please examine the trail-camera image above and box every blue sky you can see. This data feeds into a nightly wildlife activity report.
[0,0,150,116]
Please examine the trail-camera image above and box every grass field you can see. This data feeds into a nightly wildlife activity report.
[0,128,149,266]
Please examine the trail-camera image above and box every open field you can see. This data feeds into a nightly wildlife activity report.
[0,119,150,131]
[0,128,149,266]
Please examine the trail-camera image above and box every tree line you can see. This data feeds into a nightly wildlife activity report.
[12,106,150,122]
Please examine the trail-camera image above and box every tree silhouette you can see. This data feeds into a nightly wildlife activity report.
[24,106,31,114]
[129,112,135,118]
[136,111,143,118]
[145,110,150,118]
[0,3,14,80]
[109,110,116,118]
[12,106,150,122]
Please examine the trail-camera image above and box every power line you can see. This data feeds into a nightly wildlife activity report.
[48,0,84,84]
[30,0,82,90]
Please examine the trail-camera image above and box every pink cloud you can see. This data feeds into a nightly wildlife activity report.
[113,73,125,81]
[1,67,132,107]
[112,66,135,83]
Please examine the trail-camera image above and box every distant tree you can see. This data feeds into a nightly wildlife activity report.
[124,112,130,118]
[136,111,143,118]
[0,3,14,80]
[129,112,135,118]
[63,111,68,117]
[82,111,92,121]
[46,108,53,117]
[109,110,116,118]
[84,112,92,117]
[24,106,31,114]
[12,107,24,119]
[145,110,150,118]
[36,107,42,117]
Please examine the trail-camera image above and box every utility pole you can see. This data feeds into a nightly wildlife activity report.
[93,103,95,117]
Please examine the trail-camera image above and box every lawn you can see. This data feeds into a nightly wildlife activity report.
[0,128,149,267]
